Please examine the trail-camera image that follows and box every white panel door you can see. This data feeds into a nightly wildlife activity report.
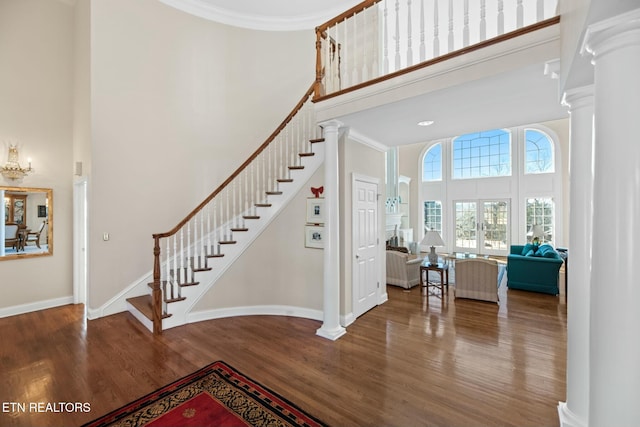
[353,177,379,318]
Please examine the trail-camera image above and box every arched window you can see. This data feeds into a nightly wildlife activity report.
[525,129,554,174]
[452,129,511,179]
[422,143,442,181]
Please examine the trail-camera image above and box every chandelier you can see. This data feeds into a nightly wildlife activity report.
[1,145,33,181]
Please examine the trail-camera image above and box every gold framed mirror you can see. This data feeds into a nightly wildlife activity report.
[2,186,53,260]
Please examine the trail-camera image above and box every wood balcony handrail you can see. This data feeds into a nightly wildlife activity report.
[316,0,380,33]
[152,82,316,240]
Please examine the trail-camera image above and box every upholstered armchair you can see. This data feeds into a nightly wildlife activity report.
[454,258,499,303]
[4,223,19,250]
[386,250,423,289]
[25,221,46,249]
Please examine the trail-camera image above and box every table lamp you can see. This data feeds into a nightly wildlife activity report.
[421,230,444,265]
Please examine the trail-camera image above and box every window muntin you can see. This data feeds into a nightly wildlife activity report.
[422,143,442,182]
[525,129,554,174]
[452,129,511,179]
[526,198,555,243]
[424,201,442,234]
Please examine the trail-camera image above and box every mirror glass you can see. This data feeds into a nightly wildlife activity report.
[1,186,53,260]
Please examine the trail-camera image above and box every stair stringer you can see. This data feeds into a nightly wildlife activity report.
[157,143,325,331]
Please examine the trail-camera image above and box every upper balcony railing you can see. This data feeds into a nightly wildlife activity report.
[314,0,559,101]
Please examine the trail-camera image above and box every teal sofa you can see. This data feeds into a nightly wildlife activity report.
[507,244,563,295]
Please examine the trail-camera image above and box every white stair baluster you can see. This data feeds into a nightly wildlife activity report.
[433,0,440,57]
[362,8,369,81]
[352,13,359,85]
[343,18,349,88]
[406,0,413,66]
[447,0,454,53]
[516,0,524,28]
[394,0,401,70]
[463,0,469,47]
[187,222,191,277]
[497,0,504,36]
[180,229,184,284]
[419,0,425,62]
[206,205,211,256]
[480,0,486,41]
[537,0,544,21]
[383,0,390,74]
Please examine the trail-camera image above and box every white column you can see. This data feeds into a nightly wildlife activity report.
[317,120,347,341]
[558,85,594,427]
[582,9,640,426]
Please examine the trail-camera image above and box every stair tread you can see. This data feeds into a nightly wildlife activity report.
[192,267,212,272]
[310,138,325,143]
[289,166,304,170]
[255,203,272,207]
[207,253,225,258]
[231,227,249,232]
[243,215,260,219]
[299,153,315,157]
[277,178,294,183]
[219,240,237,244]
[127,295,171,320]
[265,191,283,195]
[179,281,200,287]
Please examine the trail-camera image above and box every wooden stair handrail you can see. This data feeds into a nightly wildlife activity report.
[152,82,316,240]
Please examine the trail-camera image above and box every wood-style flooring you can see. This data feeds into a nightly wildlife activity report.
[0,283,566,427]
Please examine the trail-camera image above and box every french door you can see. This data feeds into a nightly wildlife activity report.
[454,199,510,256]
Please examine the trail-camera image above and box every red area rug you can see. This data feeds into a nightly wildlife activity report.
[82,361,328,427]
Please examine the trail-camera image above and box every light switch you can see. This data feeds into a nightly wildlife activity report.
[103,232,109,241]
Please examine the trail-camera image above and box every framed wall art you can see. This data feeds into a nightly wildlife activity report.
[305,225,324,249]
[306,198,325,224]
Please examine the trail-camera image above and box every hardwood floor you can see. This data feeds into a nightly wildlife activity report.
[0,284,566,427]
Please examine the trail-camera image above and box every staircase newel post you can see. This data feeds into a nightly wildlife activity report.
[152,235,163,335]
[314,28,325,99]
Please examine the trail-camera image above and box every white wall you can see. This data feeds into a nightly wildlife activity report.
[88,0,315,308]
[0,0,74,309]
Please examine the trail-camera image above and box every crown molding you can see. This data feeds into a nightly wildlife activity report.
[157,0,357,31]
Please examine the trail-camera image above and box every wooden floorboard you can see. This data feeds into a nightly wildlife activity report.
[0,283,566,427]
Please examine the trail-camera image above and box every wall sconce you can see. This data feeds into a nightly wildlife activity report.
[1,145,33,181]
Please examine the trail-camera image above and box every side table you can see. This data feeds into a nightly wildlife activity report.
[420,260,449,297]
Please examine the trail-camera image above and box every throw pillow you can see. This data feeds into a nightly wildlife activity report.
[525,249,535,257]
[521,243,536,256]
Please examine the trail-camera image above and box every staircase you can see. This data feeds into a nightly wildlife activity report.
[126,85,324,334]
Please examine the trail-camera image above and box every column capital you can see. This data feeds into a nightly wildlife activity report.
[561,85,594,110]
[581,8,640,59]
[318,119,344,132]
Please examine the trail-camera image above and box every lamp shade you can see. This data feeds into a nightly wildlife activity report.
[420,230,444,247]
[527,224,545,240]
[420,230,444,265]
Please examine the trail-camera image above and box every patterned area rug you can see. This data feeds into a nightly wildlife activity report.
[82,361,328,427]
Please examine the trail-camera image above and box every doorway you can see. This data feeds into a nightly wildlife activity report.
[454,199,510,256]
[73,179,88,305]
[352,174,380,318]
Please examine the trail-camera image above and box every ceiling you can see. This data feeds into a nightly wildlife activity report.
[158,0,363,30]
[335,63,568,147]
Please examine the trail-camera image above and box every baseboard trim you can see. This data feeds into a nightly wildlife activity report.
[558,401,586,427]
[0,296,75,319]
[186,305,323,328]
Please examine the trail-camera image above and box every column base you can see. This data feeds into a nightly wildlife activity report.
[316,324,347,341]
[558,402,586,427]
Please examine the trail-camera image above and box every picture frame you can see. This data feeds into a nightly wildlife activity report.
[304,225,324,249]
[38,205,47,218]
[306,198,325,224]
